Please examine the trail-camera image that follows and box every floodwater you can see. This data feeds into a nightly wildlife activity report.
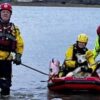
[5,6,100,100]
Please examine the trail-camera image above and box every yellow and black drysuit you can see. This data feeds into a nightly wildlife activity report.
[59,43,96,77]
[0,22,24,95]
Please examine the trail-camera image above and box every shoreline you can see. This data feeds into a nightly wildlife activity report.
[9,2,100,8]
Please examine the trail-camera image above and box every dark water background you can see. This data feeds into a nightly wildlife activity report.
[6,6,100,100]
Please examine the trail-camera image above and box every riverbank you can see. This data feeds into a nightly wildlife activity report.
[9,2,100,7]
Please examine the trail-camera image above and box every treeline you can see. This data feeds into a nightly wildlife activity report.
[45,0,100,5]
[1,0,100,5]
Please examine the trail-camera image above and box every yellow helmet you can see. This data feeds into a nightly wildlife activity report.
[77,33,88,43]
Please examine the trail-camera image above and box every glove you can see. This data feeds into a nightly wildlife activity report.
[13,53,22,65]
[81,67,93,73]
[87,68,93,73]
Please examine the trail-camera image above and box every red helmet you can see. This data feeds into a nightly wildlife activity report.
[0,3,12,12]
[97,26,100,35]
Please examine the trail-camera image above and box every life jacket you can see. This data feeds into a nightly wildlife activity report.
[72,43,88,66]
[0,22,17,52]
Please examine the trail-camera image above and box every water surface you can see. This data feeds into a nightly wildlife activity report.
[8,6,100,100]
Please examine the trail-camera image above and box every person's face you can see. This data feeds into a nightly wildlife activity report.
[1,10,11,21]
[77,42,86,48]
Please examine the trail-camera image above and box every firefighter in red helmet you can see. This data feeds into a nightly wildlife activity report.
[0,3,24,97]
[0,3,12,23]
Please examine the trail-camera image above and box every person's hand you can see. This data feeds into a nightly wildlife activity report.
[13,53,22,65]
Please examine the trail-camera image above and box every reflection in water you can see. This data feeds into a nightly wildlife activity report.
[47,90,100,100]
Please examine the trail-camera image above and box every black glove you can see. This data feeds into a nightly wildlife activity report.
[13,53,22,65]
[87,68,93,73]
[81,67,93,73]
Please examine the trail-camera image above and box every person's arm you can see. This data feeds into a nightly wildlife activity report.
[59,45,75,77]
[65,45,76,68]
[86,50,96,72]
[93,36,100,59]
[14,26,24,54]
[13,26,24,65]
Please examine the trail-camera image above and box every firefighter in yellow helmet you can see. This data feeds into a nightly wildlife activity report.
[59,33,96,77]
[0,3,24,97]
